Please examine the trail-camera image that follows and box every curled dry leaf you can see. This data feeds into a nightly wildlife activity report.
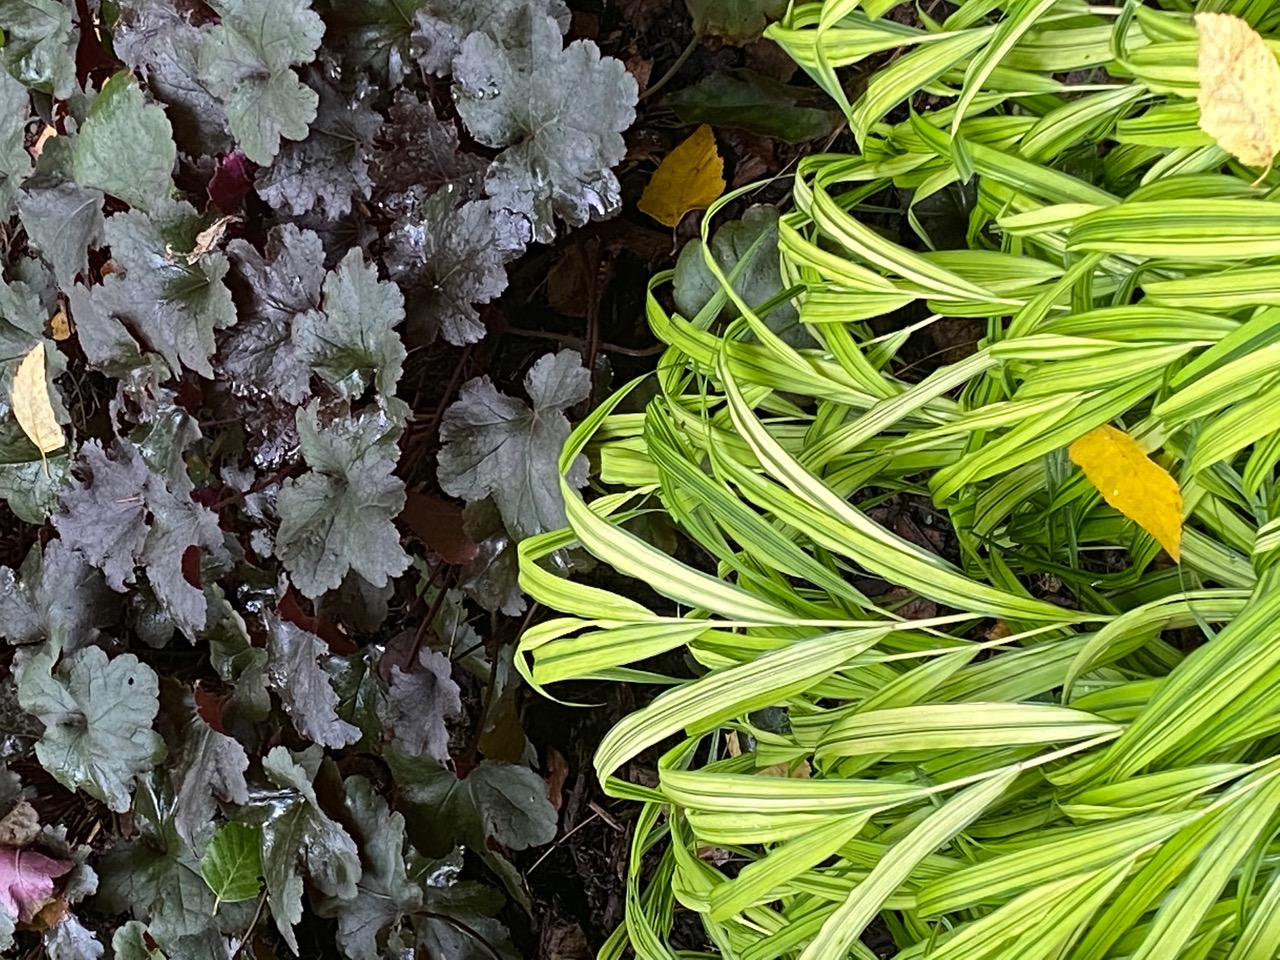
[11,342,64,456]
[1068,424,1183,561]
[1195,12,1280,169]
[0,802,39,848]
[187,215,240,264]
[637,124,725,228]
[29,124,56,160]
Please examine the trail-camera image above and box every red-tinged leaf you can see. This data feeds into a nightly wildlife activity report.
[278,585,358,655]
[208,151,256,213]
[181,544,202,592]
[0,848,72,923]
[193,681,229,733]
[401,492,479,565]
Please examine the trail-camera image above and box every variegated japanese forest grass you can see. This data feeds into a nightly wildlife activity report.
[518,2,1280,958]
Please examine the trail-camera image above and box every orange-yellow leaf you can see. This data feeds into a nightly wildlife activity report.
[11,342,64,456]
[1068,425,1182,561]
[1195,12,1280,169]
[49,308,71,342]
[638,125,725,228]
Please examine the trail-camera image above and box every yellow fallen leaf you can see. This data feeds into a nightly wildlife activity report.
[11,342,65,457]
[1195,12,1280,169]
[1068,425,1182,561]
[49,308,71,342]
[638,124,725,228]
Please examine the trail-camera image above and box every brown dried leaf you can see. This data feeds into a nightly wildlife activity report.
[0,802,39,848]
[187,215,241,264]
[1196,12,1280,168]
[545,747,570,811]
[760,759,811,778]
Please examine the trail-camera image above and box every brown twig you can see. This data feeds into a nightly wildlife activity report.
[231,889,269,959]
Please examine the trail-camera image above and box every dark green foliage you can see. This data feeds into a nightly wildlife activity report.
[0,0,634,953]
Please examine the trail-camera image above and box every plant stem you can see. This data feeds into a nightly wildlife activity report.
[642,35,698,102]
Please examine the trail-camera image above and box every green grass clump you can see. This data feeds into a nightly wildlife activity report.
[518,2,1280,957]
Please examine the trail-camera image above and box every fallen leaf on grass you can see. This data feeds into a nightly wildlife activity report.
[638,124,724,228]
[1068,425,1183,561]
[11,343,64,456]
[1195,12,1280,169]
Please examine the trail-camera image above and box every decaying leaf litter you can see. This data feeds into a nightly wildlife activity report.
[0,0,840,956]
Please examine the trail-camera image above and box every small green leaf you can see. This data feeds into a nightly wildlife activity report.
[673,204,806,344]
[255,747,361,953]
[390,752,559,857]
[683,0,785,43]
[666,69,838,143]
[72,71,176,212]
[0,70,31,216]
[200,822,264,907]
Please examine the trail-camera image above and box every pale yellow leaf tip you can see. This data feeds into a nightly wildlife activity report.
[12,342,66,457]
[1195,12,1280,171]
[1069,425,1182,562]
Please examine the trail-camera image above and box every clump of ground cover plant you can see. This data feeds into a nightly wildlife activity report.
[518,1,1280,958]
[0,0,645,955]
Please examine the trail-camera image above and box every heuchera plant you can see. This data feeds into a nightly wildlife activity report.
[0,0,637,955]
